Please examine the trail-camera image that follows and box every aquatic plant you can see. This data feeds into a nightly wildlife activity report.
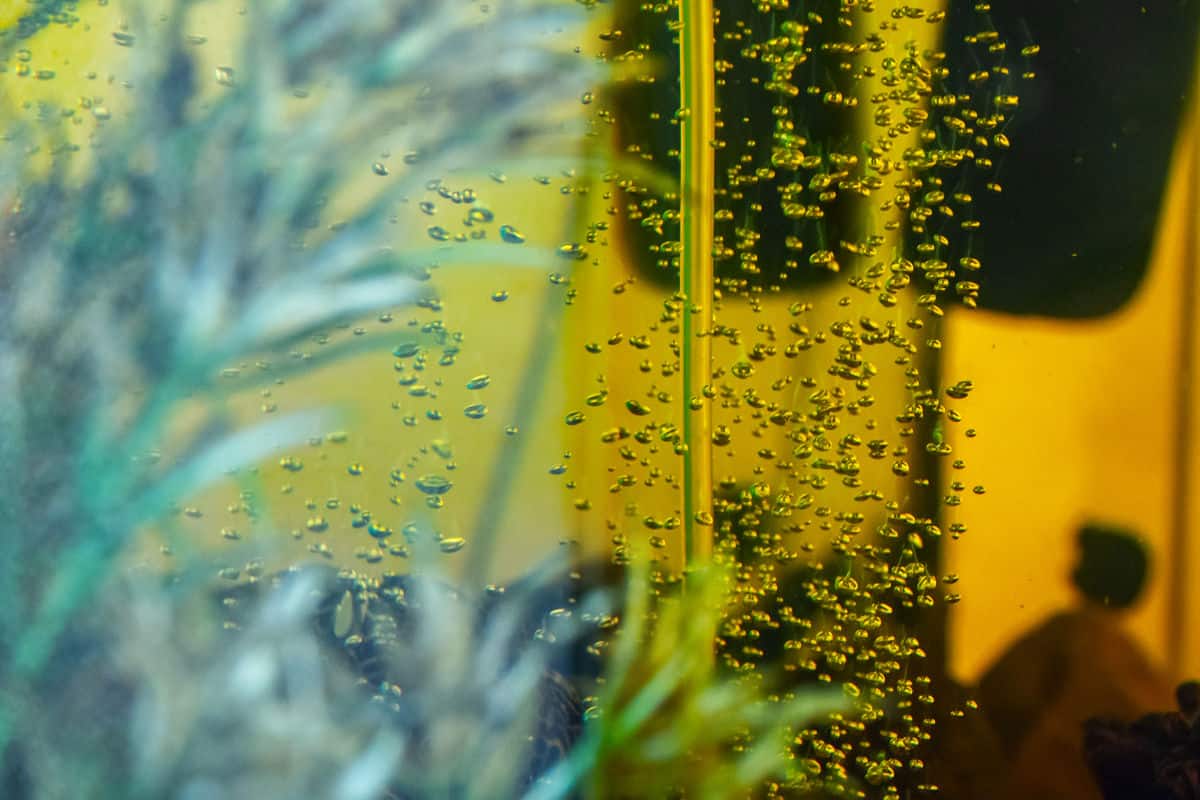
[537,559,845,800]
[110,552,596,800]
[677,0,716,566]
[0,0,596,794]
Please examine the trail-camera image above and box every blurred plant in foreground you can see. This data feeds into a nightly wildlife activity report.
[110,552,587,800]
[0,0,591,795]
[530,560,844,800]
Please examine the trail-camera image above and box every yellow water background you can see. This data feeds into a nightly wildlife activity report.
[4,0,1199,686]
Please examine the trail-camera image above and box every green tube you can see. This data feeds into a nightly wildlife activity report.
[678,0,715,571]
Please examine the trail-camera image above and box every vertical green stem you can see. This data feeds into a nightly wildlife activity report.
[679,0,715,571]
[465,165,594,589]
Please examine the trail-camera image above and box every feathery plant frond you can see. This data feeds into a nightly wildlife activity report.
[0,0,594,771]
[532,560,846,800]
[108,547,599,800]
[112,565,404,800]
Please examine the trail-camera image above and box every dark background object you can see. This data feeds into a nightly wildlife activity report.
[1072,523,1151,609]
[611,0,1199,317]
[1084,681,1200,800]
[608,0,859,292]
[943,0,1199,318]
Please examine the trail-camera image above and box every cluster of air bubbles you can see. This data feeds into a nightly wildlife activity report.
[537,1,1026,796]
[153,1,1023,794]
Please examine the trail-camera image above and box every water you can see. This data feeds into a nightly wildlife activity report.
[3,1,1196,799]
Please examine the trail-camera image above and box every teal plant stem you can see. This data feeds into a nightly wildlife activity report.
[464,279,565,585]
[465,151,597,588]
[679,0,715,571]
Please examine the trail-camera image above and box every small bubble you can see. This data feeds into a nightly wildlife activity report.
[464,403,487,419]
[214,66,235,86]
[112,31,136,47]
[557,242,587,260]
[467,207,494,224]
[466,374,490,390]
[946,380,974,399]
[439,537,466,553]
[565,411,586,426]
[499,225,525,244]
[491,290,509,302]
[730,362,754,379]
[414,474,453,495]
[427,225,451,242]
[625,399,651,416]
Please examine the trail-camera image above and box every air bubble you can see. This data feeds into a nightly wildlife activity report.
[558,242,588,260]
[414,475,453,495]
[468,207,495,224]
[499,225,526,244]
[625,399,651,416]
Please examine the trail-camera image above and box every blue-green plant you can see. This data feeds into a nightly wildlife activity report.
[0,0,593,792]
